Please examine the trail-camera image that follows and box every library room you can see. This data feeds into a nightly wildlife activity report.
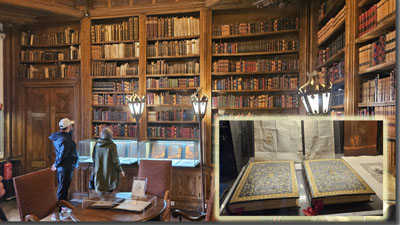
[0,0,396,222]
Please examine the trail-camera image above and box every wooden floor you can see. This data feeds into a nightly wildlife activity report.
[0,199,188,222]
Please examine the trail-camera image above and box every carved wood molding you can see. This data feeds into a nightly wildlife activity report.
[0,0,84,18]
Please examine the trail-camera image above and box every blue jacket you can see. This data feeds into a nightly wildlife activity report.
[49,132,78,170]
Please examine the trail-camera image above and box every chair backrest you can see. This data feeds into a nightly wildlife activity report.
[138,160,172,199]
[13,168,58,221]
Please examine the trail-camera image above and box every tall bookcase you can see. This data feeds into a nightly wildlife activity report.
[90,16,140,139]
[145,13,201,141]
[351,0,396,200]
[311,0,347,116]
[211,6,302,119]
[18,23,81,80]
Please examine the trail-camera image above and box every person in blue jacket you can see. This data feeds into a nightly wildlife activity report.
[49,118,78,214]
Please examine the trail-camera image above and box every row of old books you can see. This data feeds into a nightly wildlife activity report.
[212,39,300,54]
[21,46,80,61]
[321,59,344,82]
[147,110,197,122]
[212,18,299,36]
[361,70,396,103]
[91,43,139,59]
[21,28,79,46]
[93,110,128,121]
[147,125,199,139]
[358,105,395,117]
[146,16,200,39]
[358,31,395,71]
[93,124,137,138]
[92,93,130,105]
[146,60,200,75]
[93,80,138,92]
[147,77,199,89]
[92,62,139,77]
[228,160,375,213]
[331,88,344,106]
[318,33,344,65]
[212,59,299,73]
[317,6,345,45]
[388,141,396,175]
[318,0,338,22]
[211,94,298,108]
[146,92,191,105]
[91,17,139,42]
[146,39,200,57]
[358,0,395,37]
[212,75,298,91]
[18,64,80,79]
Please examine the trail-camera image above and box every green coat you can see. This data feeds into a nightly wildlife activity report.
[92,139,123,192]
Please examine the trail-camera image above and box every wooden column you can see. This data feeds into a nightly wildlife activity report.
[80,17,92,139]
[0,31,5,159]
[200,8,212,165]
[299,0,311,115]
[139,14,147,141]
[344,0,357,115]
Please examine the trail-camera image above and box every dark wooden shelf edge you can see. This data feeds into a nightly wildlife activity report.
[146,74,200,77]
[91,76,139,79]
[358,60,396,75]
[212,50,299,57]
[92,121,137,123]
[92,40,139,44]
[316,49,345,69]
[331,104,344,109]
[317,19,345,47]
[358,0,375,8]
[212,29,299,39]
[358,102,396,107]
[212,89,298,93]
[21,43,80,48]
[147,137,199,141]
[318,0,346,27]
[147,121,198,124]
[212,71,299,76]
[211,107,298,110]
[147,35,200,41]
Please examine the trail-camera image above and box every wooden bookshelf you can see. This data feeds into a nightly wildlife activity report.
[212,107,298,110]
[331,104,344,109]
[316,48,345,69]
[355,13,395,44]
[212,50,299,57]
[92,120,137,124]
[20,60,80,64]
[146,87,198,91]
[147,137,199,141]
[147,55,199,59]
[147,104,193,108]
[147,35,200,41]
[318,0,346,26]
[92,104,128,108]
[212,89,298,93]
[358,102,396,107]
[91,75,139,79]
[93,136,137,140]
[92,91,136,94]
[147,121,198,124]
[212,71,299,76]
[359,60,396,75]
[212,29,299,40]
[146,73,200,77]
[21,43,80,48]
[92,57,139,61]
[317,18,345,47]
[358,0,375,8]
[92,40,138,45]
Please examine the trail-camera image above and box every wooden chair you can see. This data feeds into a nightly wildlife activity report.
[172,176,216,222]
[138,160,172,221]
[13,168,74,221]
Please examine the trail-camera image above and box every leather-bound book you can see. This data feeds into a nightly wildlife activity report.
[303,159,375,206]
[228,161,299,213]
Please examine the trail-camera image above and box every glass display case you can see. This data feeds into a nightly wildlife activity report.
[78,139,140,164]
[139,140,200,167]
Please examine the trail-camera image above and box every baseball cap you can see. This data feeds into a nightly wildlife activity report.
[59,118,75,129]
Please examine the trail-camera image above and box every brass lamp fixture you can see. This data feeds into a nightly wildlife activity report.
[298,70,332,115]
[190,88,208,213]
[127,93,145,151]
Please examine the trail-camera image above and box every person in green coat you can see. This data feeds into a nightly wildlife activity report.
[93,127,125,193]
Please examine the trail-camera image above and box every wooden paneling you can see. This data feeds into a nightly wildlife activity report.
[112,0,130,7]
[182,170,201,200]
[171,170,182,199]
[25,87,51,172]
[343,121,378,156]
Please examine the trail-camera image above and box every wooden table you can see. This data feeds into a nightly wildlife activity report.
[70,193,166,222]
